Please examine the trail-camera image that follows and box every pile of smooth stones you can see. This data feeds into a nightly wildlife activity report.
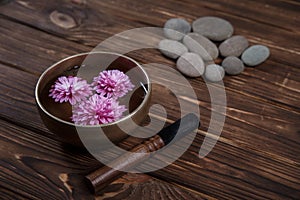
[159,16,270,82]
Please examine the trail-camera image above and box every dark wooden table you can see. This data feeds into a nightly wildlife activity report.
[0,0,299,199]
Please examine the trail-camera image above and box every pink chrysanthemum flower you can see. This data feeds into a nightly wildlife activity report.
[93,70,135,98]
[49,76,92,105]
[71,94,127,125]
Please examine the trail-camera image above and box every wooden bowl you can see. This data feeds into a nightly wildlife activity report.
[35,52,151,148]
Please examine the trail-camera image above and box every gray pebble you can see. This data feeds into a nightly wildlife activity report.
[159,39,188,59]
[164,18,191,41]
[176,52,205,77]
[204,64,225,82]
[241,45,270,66]
[222,56,244,75]
[183,33,219,61]
[219,35,249,57]
[192,16,234,41]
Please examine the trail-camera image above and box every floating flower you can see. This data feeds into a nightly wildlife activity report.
[71,94,126,125]
[49,76,92,105]
[93,70,135,98]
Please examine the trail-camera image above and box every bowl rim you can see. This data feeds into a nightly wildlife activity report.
[35,51,151,128]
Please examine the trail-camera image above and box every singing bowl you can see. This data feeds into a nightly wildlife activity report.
[35,52,151,148]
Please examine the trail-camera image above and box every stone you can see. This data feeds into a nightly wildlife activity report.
[222,56,244,75]
[176,52,205,77]
[241,45,270,66]
[164,18,191,41]
[158,39,188,59]
[219,35,249,57]
[204,64,225,82]
[192,16,234,41]
[183,33,219,61]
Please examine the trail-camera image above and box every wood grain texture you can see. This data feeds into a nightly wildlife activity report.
[0,119,206,200]
[0,0,299,109]
[98,173,208,200]
[0,0,299,199]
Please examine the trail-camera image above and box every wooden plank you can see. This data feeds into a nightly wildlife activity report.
[98,174,209,200]
[0,61,299,199]
[0,0,299,67]
[1,58,299,160]
[0,16,299,112]
[3,9,298,161]
[0,64,45,132]
[0,119,207,200]
[0,119,96,200]
[90,0,300,65]
[0,0,138,45]
[153,143,300,199]
[120,122,300,199]
[1,106,299,200]
[0,17,91,75]
[0,0,297,158]
[134,52,300,111]
[190,0,300,33]
[0,1,299,199]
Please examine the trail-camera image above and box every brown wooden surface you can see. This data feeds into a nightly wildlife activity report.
[0,0,299,199]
